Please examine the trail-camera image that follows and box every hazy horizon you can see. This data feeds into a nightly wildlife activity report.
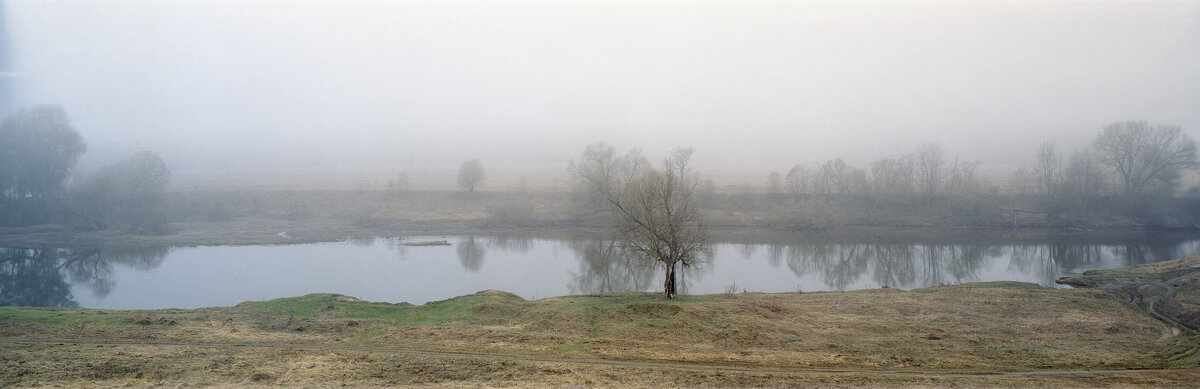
[4,0,1199,189]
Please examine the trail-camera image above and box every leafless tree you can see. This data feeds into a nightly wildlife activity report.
[456,158,485,193]
[1062,149,1105,200]
[1010,167,1034,196]
[819,159,847,194]
[916,143,945,199]
[1093,120,1197,196]
[568,143,617,209]
[785,164,807,195]
[766,172,782,195]
[869,156,915,197]
[945,157,981,196]
[1033,141,1062,196]
[576,147,709,299]
[569,142,650,210]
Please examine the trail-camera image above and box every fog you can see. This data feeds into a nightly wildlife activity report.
[4,0,1199,188]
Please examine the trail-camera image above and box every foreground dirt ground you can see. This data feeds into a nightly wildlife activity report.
[2,255,1200,387]
[4,342,1200,388]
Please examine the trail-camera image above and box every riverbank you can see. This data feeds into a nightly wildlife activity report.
[4,186,1196,248]
[3,215,1195,250]
[3,253,1200,387]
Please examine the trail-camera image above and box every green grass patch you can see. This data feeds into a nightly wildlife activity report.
[230,290,533,326]
[232,293,341,317]
[936,281,1049,290]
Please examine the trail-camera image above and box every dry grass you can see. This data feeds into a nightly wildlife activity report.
[3,342,1199,388]
[3,278,1199,387]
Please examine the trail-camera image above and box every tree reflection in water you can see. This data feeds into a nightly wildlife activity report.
[0,246,169,307]
[456,236,486,272]
[565,237,712,295]
[488,234,534,253]
[566,239,654,294]
[762,231,1197,290]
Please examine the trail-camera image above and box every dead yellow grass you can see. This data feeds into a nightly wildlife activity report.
[4,343,1200,388]
[3,280,1199,387]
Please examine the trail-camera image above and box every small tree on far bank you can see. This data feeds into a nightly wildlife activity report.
[457,159,485,193]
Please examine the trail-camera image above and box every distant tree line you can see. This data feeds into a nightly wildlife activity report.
[565,121,1197,231]
[771,142,985,202]
[765,122,1195,201]
[751,120,1197,228]
[0,105,171,232]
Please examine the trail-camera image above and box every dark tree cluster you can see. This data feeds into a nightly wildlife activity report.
[0,106,86,225]
[0,105,172,231]
[71,151,172,232]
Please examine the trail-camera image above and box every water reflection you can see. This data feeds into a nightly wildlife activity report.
[0,246,169,307]
[0,231,1196,309]
[456,236,486,271]
[0,248,75,307]
[566,239,655,294]
[348,236,377,247]
[565,237,713,295]
[488,234,534,253]
[747,232,1196,290]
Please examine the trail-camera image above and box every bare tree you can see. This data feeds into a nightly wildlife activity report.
[1062,149,1105,200]
[1093,120,1197,196]
[456,158,485,193]
[568,143,616,206]
[615,148,651,183]
[916,143,945,200]
[569,142,650,210]
[785,164,807,195]
[578,147,710,299]
[945,157,981,196]
[766,172,782,195]
[1033,141,1062,196]
[869,156,915,197]
[1010,167,1034,195]
[819,159,851,195]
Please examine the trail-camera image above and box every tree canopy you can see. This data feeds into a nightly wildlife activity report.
[0,106,86,225]
[457,159,485,193]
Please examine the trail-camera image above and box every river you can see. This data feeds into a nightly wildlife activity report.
[1,229,1197,309]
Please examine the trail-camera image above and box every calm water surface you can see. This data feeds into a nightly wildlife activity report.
[2,230,1198,309]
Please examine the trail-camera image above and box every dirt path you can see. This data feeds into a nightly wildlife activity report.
[1147,269,1200,335]
[0,337,1183,379]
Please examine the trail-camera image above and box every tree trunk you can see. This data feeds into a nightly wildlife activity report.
[664,260,677,299]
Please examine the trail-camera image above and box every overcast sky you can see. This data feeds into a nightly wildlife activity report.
[4,0,1199,187]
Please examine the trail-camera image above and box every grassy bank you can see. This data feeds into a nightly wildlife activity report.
[4,272,1200,386]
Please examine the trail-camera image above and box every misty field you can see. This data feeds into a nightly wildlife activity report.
[5,0,1200,387]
